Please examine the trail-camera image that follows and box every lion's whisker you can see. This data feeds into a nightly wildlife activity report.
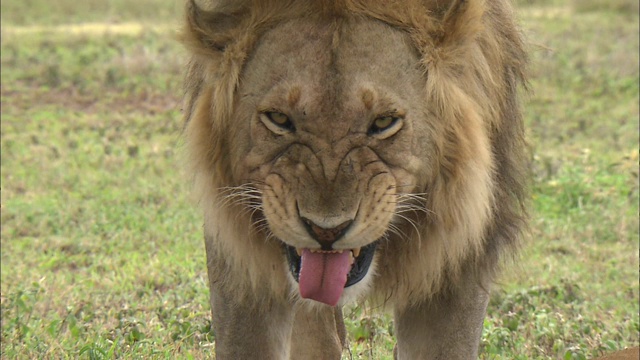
[392,212,423,243]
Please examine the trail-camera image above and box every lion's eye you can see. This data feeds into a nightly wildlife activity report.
[267,112,290,126]
[373,116,395,130]
[260,111,295,134]
[368,115,402,138]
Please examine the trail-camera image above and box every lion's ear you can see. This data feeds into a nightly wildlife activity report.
[424,0,485,47]
[180,0,247,55]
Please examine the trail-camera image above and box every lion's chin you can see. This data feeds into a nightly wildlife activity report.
[284,242,378,306]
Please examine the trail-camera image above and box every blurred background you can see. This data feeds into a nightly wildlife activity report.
[1,0,638,358]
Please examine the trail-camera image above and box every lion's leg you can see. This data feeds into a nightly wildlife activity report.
[205,237,294,359]
[209,286,294,359]
[335,306,347,348]
[289,305,345,360]
[393,275,489,360]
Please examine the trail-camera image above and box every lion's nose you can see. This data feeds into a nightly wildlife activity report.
[301,218,353,249]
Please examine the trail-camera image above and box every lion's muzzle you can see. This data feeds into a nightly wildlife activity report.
[285,242,378,306]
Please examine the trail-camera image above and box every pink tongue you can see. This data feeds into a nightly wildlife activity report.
[299,250,351,306]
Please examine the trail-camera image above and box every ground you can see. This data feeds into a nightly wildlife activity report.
[1,0,638,359]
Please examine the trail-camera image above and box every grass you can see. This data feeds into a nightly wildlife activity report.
[0,0,182,27]
[1,1,638,359]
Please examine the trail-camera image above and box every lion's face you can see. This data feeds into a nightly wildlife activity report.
[225,19,436,305]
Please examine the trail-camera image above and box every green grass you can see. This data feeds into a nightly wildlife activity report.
[1,1,638,359]
[0,0,181,26]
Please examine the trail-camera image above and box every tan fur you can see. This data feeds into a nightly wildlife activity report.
[181,0,527,358]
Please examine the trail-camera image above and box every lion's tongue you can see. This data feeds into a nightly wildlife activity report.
[299,250,351,306]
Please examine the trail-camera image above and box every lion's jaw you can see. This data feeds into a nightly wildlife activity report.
[228,19,431,306]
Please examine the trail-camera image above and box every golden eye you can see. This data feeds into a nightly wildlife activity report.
[260,111,295,134]
[369,115,400,136]
[267,112,290,126]
[374,116,395,130]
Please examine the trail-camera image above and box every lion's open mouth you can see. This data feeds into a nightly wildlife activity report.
[284,242,377,306]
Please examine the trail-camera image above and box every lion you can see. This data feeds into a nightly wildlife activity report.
[180,0,528,358]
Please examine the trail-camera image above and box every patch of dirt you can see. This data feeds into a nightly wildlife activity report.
[2,82,181,115]
[2,22,174,37]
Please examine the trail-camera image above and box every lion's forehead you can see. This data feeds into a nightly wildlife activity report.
[241,17,424,117]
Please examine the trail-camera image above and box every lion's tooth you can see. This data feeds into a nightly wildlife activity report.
[307,249,346,254]
[352,247,361,258]
[296,248,303,256]
[349,251,355,265]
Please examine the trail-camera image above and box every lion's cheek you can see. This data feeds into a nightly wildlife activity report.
[235,117,284,182]
[260,174,312,247]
